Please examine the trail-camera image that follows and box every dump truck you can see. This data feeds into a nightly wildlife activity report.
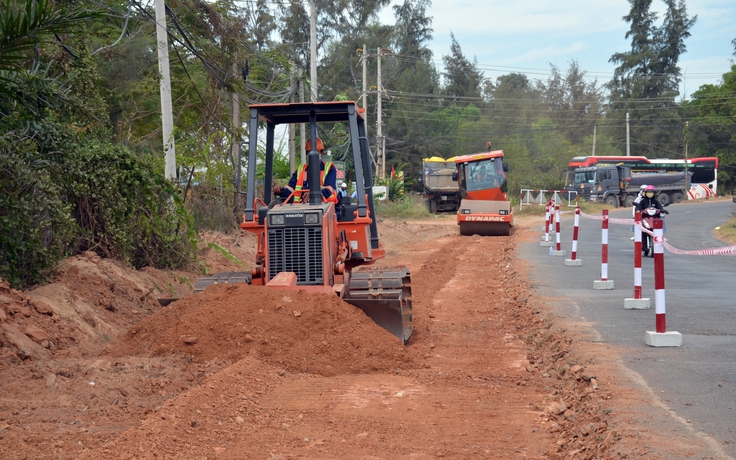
[187,101,413,344]
[418,157,460,212]
[453,148,513,236]
[572,164,690,207]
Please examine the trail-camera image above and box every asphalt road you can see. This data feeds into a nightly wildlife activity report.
[518,198,736,459]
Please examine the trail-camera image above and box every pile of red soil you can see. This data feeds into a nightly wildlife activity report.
[106,283,415,376]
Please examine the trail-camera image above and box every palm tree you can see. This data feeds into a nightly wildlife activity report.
[0,0,100,112]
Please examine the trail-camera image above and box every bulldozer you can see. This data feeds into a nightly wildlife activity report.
[192,101,412,344]
[453,144,514,236]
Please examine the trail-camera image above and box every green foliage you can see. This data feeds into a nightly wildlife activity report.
[375,193,432,219]
[0,135,75,287]
[375,167,408,201]
[606,0,696,157]
[685,64,736,194]
[207,242,244,267]
[0,116,197,289]
[442,33,483,102]
[0,0,99,72]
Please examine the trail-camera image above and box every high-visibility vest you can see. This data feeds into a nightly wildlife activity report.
[293,165,309,202]
[293,162,335,202]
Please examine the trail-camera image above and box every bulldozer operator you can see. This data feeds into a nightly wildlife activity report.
[272,138,338,205]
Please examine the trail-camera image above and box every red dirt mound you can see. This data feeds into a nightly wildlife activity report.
[106,283,415,376]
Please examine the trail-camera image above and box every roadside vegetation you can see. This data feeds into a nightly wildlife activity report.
[2,0,735,290]
[716,209,736,245]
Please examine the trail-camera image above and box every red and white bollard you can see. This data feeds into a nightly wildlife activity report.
[645,219,682,346]
[565,207,582,266]
[625,211,650,309]
[550,204,567,256]
[541,201,553,247]
[594,209,614,289]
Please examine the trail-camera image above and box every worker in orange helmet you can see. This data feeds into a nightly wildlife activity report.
[272,138,338,204]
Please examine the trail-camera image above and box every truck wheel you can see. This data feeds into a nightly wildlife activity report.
[429,199,437,213]
[670,192,684,204]
[604,195,618,208]
[657,193,670,207]
[624,195,635,207]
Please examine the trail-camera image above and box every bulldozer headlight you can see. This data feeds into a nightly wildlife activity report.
[461,209,470,214]
[499,210,508,215]
[305,212,320,225]
[269,214,285,226]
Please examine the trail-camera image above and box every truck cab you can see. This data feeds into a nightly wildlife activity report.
[570,164,630,207]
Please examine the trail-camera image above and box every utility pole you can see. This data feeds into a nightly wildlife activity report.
[592,125,597,156]
[626,112,630,156]
[155,0,176,179]
[230,62,241,194]
[377,47,384,179]
[362,44,369,145]
[685,121,690,191]
[299,68,306,164]
[309,0,318,102]
[289,62,296,174]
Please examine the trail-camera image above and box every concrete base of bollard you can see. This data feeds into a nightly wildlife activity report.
[564,259,582,266]
[540,240,553,247]
[645,331,682,347]
[594,280,614,290]
[624,298,650,309]
[550,250,567,257]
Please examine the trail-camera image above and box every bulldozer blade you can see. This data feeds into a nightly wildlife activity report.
[194,271,252,293]
[459,221,511,236]
[345,266,412,344]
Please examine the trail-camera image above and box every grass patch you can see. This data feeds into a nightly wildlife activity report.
[207,243,245,267]
[514,199,609,217]
[375,194,434,219]
[716,213,736,245]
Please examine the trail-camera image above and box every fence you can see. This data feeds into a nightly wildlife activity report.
[519,189,577,210]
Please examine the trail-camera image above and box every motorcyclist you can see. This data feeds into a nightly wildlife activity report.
[634,185,668,215]
[635,185,669,255]
[630,184,648,238]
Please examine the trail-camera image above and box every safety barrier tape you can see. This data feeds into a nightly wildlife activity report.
[572,207,736,256]
[578,210,633,225]
[663,241,736,256]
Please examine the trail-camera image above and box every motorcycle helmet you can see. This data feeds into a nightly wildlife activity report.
[644,185,655,198]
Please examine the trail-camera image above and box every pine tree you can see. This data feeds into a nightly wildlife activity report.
[606,0,696,157]
[441,33,483,104]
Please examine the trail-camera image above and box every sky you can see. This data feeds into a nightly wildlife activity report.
[377,0,736,100]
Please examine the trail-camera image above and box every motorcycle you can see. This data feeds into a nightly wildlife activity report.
[640,205,668,257]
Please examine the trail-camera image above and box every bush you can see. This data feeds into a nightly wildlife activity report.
[0,138,75,287]
[0,118,197,288]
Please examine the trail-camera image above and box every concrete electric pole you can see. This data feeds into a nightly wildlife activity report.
[377,47,383,179]
[289,62,296,174]
[592,125,597,156]
[626,112,630,156]
[309,0,318,102]
[155,0,176,179]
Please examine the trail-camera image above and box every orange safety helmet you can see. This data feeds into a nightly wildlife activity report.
[305,138,324,152]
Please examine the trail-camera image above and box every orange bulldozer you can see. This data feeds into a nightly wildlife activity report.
[192,101,412,343]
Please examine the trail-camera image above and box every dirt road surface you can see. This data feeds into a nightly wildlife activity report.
[0,216,715,459]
